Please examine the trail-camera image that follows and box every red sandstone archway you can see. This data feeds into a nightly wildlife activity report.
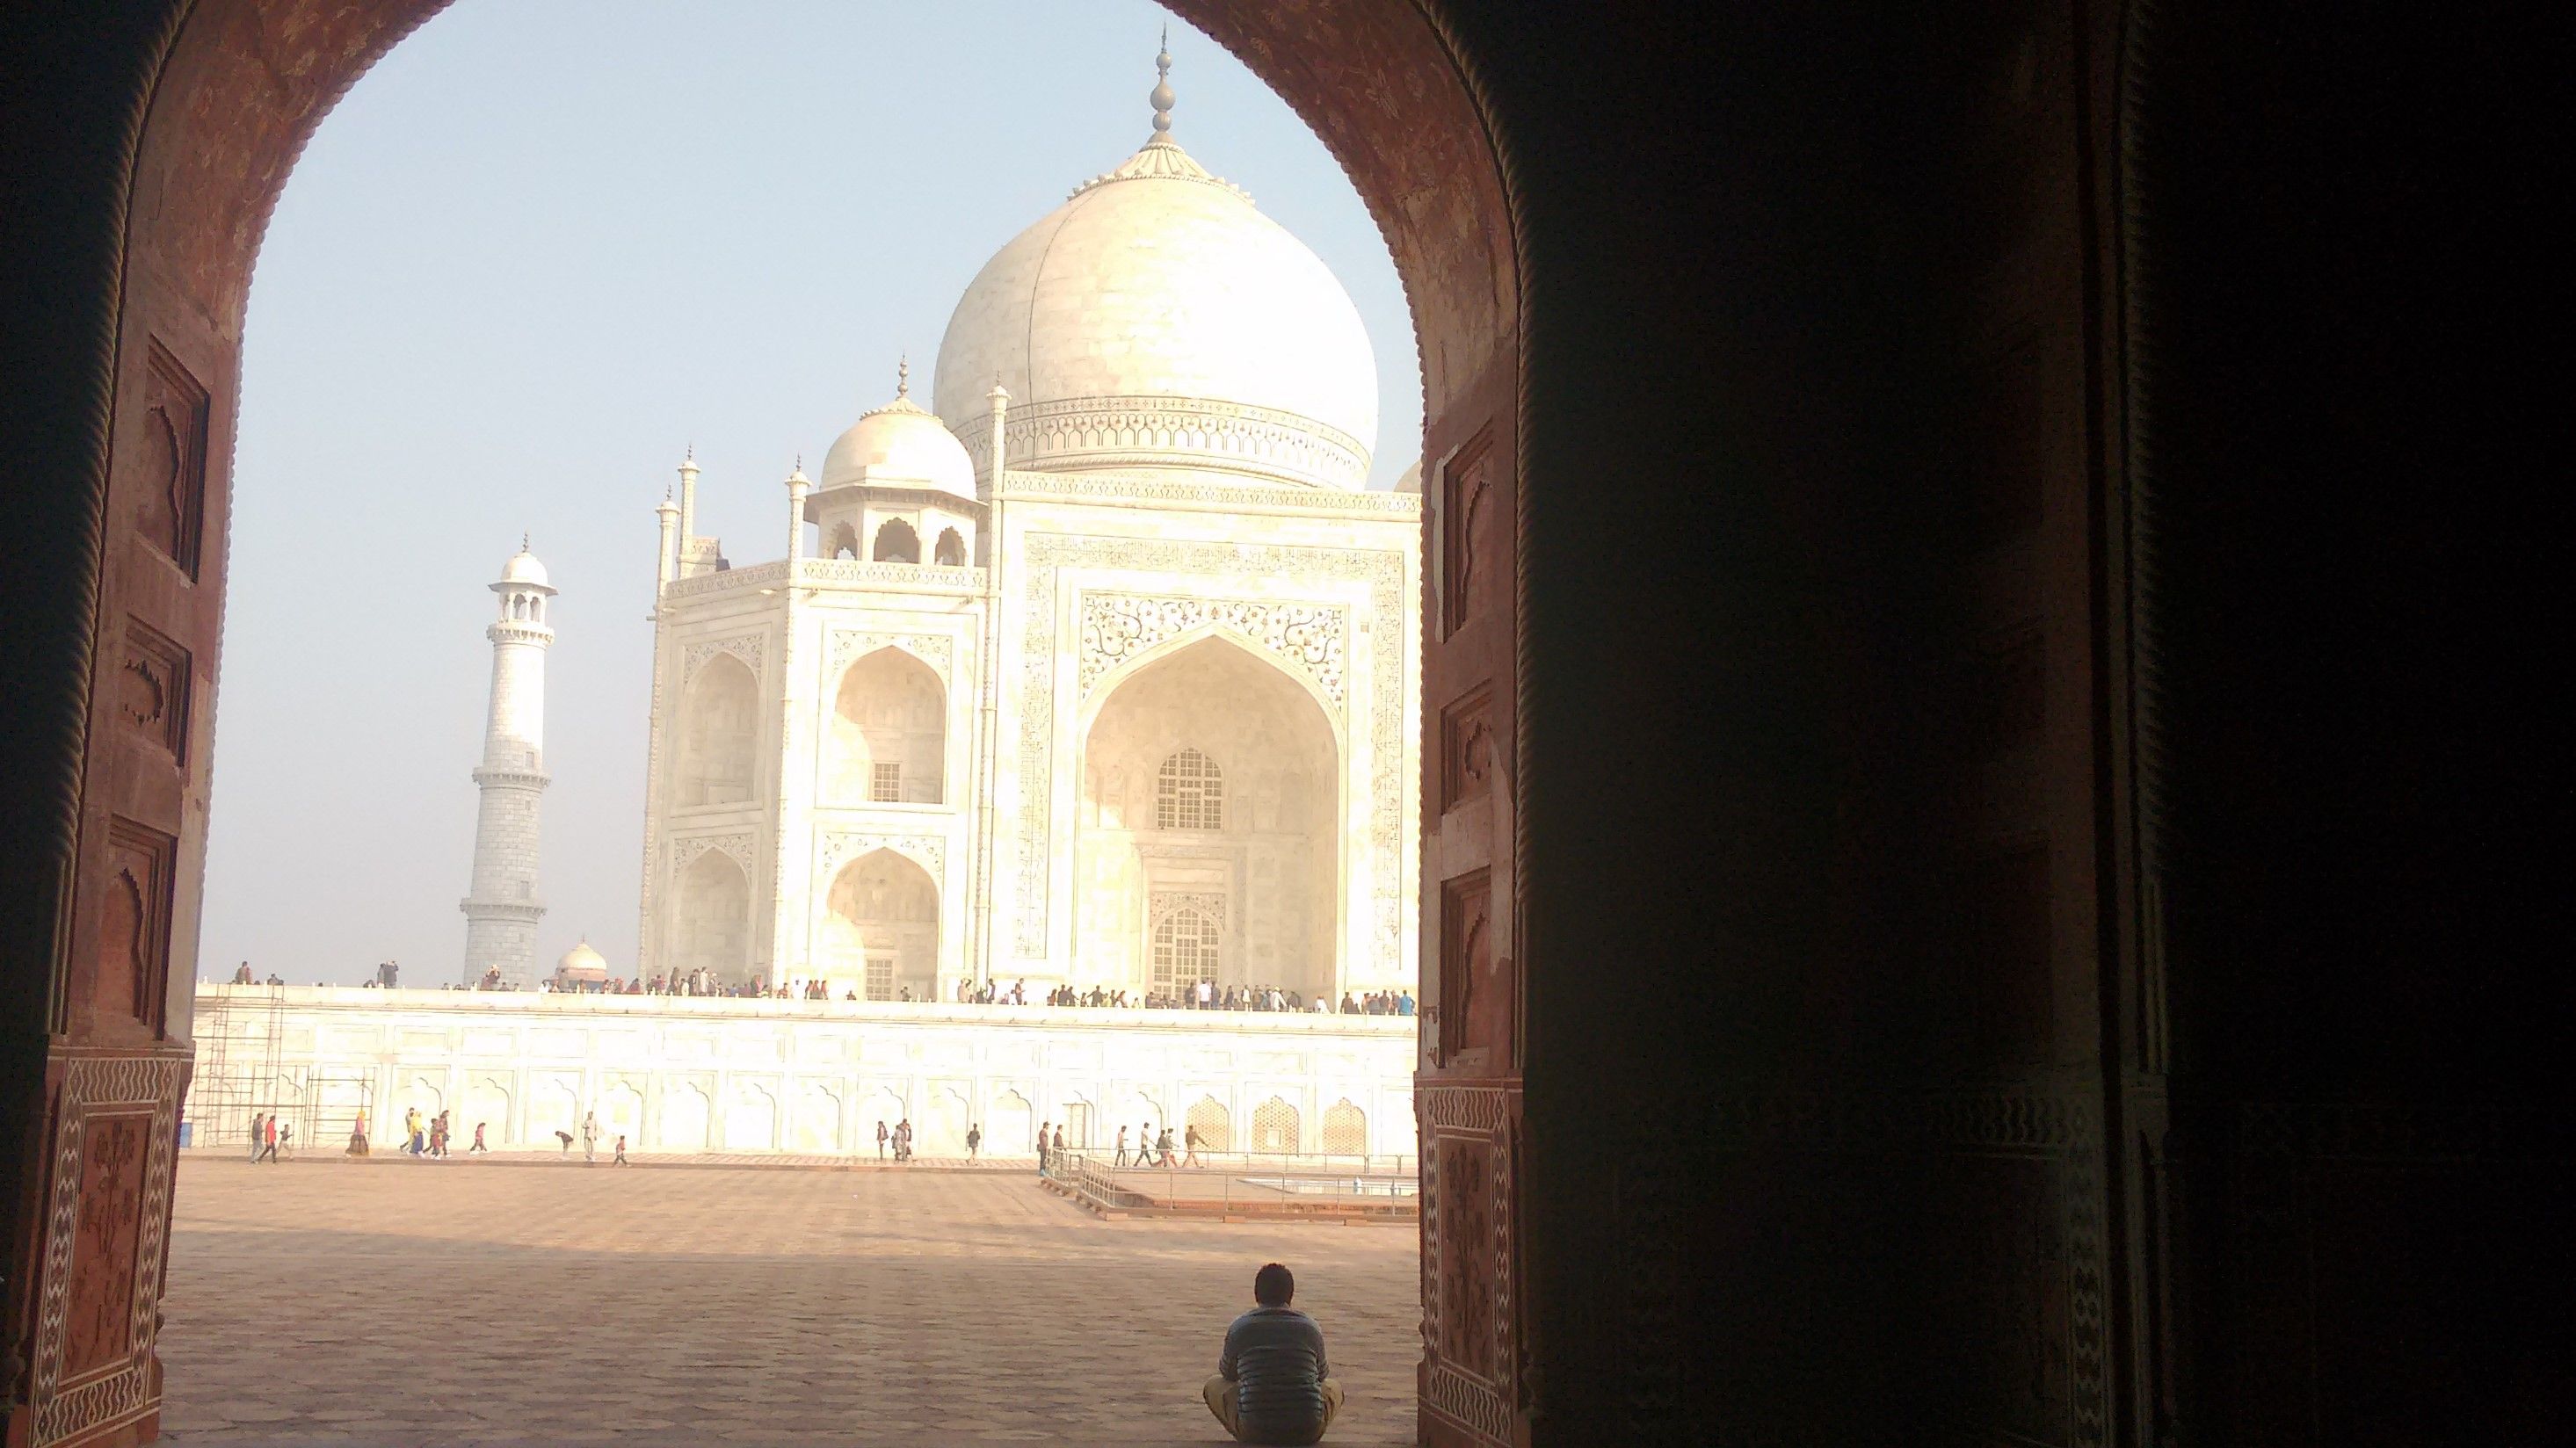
[11,4,1523,1445]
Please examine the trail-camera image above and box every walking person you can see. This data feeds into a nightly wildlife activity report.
[256,1113,279,1163]
[247,1112,265,1162]
[1184,1123,1206,1169]
[404,1106,426,1156]
[1037,1122,1051,1177]
[470,1121,489,1154]
[613,1134,629,1166]
[581,1111,600,1165]
[1156,1126,1178,1168]
[1052,1124,1066,1162]
[347,1111,370,1157]
[875,1120,889,1160]
[1115,1125,1131,1167]
[966,1123,981,1161]
[278,1120,293,1159]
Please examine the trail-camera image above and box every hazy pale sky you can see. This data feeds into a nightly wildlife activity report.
[200,0,1416,986]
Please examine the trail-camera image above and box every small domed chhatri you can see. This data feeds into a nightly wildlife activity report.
[931,41,1377,489]
[498,539,549,589]
[555,939,608,981]
[818,359,976,500]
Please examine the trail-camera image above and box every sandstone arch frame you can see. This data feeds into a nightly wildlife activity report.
[3,4,2558,1448]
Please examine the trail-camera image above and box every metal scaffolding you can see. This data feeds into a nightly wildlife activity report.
[186,985,374,1154]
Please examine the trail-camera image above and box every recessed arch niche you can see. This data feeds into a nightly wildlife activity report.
[1078,636,1339,1000]
[675,653,758,807]
[820,849,939,1001]
[827,647,946,805]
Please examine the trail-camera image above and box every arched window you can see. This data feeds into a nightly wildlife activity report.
[1152,908,1220,990]
[1251,1097,1300,1154]
[1322,1099,1368,1155]
[1186,1096,1231,1152]
[933,527,966,566]
[1156,748,1223,830]
[827,523,858,560]
[872,518,919,562]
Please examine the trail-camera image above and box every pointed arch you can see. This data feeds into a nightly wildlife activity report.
[1077,635,1339,999]
[675,652,758,806]
[871,518,919,562]
[1186,1096,1232,1152]
[671,847,751,986]
[1251,1097,1300,1155]
[932,526,966,566]
[821,848,939,1001]
[1322,1099,1368,1155]
[826,646,946,805]
[827,522,859,560]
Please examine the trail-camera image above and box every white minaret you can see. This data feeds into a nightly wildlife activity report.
[461,538,556,987]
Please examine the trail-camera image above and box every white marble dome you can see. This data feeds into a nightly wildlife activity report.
[819,379,976,500]
[932,128,1377,490]
[555,939,607,979]
[498,546,549,589]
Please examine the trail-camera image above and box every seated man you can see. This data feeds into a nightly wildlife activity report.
[1204,1263,1343,1444]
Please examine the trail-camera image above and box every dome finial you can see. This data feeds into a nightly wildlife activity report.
[1150,28,1176,141]
[520,530,530,553]
[896,354,910,399]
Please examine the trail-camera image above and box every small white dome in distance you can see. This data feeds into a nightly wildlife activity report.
[555,939,608,980]
[819,363,977,500]
[500,545,548,588]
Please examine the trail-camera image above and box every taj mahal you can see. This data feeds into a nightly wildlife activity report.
[617,44,1421,1006]
[211,48,1426,1161]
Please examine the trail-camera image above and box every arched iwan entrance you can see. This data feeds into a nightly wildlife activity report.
[1078,636,1339,1002]
[16,4,1521,1444]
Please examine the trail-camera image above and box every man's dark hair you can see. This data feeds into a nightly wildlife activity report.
[1254,1263,1295,1307]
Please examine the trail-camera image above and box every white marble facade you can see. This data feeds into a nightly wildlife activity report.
[193,987,1417,1160]
[635,58,1421,1010]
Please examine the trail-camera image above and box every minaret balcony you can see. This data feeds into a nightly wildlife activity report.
[471,765,552,789]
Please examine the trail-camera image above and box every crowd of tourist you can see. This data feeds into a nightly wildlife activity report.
[483,965,1418,1016]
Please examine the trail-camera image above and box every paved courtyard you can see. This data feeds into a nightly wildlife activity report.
[159,1156,1420,1445]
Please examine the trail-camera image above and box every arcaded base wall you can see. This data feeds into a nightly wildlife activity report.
[186,985,1416,1162]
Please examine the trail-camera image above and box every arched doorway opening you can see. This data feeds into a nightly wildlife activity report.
[819,849,939,1002]
[1078,636,1340,1002]
[12,2,1524,1444]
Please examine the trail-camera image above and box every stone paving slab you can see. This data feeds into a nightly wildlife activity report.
[160,1157,1419,1445]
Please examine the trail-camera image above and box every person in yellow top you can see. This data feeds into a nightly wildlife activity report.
[403,1107,426,1156]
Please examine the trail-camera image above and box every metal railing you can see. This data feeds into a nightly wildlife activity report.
[1044,1149,1418,1218]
